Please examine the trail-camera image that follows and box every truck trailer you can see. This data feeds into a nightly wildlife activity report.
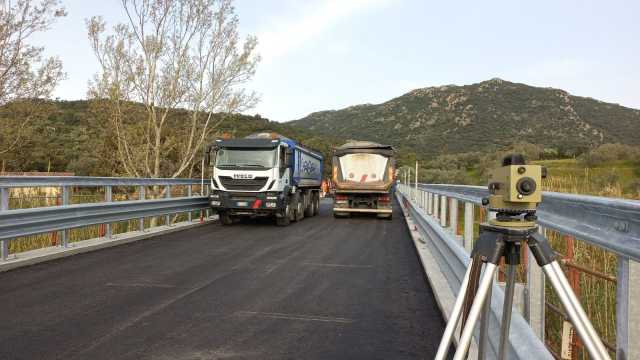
[206,133,323,226]
[332,141,395,219]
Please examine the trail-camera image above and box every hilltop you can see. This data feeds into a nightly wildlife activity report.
[290,79,640,157]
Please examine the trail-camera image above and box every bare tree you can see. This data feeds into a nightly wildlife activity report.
[87,0,259,178]
[0,0,66,154]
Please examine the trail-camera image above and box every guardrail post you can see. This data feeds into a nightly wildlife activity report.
[526,225,546,341]
[463,202,474,252]
[617,255,640,360]
[165,185,171,226]
[450,198,458,236]
[62,186,70,247]
[105,186,112,239]
[440,195,447,227]
[187,185,193,222]
[139,186,145,232]
[427,192,432,215]
[1,187,8,260]
[433,193,439,219]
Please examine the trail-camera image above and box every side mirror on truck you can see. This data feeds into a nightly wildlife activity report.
[204,145,217,167]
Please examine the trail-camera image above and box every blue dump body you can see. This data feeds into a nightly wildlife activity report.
[288,140,324,188]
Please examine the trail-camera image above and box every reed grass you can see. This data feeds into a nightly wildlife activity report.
[540,169,631,359]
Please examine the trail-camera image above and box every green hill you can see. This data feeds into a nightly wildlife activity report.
[289,78,640,158]
[0,100,344,177]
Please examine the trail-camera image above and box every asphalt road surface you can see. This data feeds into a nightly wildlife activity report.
[0,199,448,360]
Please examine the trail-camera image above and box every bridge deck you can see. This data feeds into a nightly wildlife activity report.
[0,200,446,359]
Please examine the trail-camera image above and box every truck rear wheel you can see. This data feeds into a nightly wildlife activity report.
[295,195,305,222]
[304,192,314,218]
[312,192,320,216]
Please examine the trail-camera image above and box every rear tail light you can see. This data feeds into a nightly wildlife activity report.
[378,195,391,203]
[335,194,348,201]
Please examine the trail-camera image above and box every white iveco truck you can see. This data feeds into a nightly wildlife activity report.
[206,133,324,226]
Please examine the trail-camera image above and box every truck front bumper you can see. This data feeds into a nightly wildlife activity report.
[209,191,285,215]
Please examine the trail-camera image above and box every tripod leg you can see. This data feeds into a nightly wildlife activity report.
[478,281,492,360]
[435,258,475,360]
[543,261,611,360]
[498,264,517,360]
[453,263,499,360]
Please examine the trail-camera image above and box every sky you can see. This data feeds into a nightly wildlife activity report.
[31,0,640,122]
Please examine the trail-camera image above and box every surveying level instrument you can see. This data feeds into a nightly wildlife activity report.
[435,154,611,360]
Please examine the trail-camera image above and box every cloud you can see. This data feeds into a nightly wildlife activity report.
[257,0,392,62]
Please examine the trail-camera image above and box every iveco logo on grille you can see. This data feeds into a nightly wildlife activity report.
[233,174,254,179]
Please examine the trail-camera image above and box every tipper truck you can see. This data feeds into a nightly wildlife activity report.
[206,132,323,226]
[332,141,396,219]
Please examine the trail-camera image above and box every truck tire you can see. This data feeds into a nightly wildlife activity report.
[277,203,292,226]
[295,194,305,222]
[313,192,320,216]
[304,192,314,218]
[220,212,234,226]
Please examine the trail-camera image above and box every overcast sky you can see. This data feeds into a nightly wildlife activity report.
[31,0,640,121]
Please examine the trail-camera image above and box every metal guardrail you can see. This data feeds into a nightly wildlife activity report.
[0,197,209,240]
[399,182,640,359]
[397,184,552,359]
[0,176,211,261]
[0,176,203,187]
[419,184,640,261]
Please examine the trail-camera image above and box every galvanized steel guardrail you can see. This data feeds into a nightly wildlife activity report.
[398,182,640,359]
[0,176,211,261]
[397,184,552,359]
[418,184,640,261]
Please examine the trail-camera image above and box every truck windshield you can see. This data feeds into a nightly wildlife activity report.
[215,148,277,168]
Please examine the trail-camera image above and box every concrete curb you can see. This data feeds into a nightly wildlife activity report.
[0,218,216,273]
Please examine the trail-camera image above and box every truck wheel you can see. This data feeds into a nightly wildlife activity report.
[295,196,305,222]
[220,212,234,226]
[313,192,320,216]
[277,204,292,226]
[304,192,314,218]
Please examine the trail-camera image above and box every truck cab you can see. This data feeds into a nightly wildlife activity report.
[207,133,323,226]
